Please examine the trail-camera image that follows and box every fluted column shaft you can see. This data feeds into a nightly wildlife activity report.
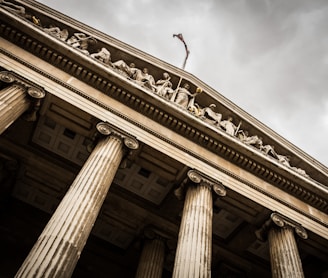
[135,237,165,278]
[0,84,30,134]
[173,183,213,278]
[15,134,125,278]
[268,226,304,278]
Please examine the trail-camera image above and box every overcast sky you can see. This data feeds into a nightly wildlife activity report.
[36,0,328,166]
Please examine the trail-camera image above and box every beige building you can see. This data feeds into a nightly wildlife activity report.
[1,1,327,277]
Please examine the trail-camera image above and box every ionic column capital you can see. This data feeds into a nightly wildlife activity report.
[0,71,46,123]
[0,71,46,99]
[26,86,46,99]
[187,170,226,196]
[96,122,139,150]
[255,212,308,241]
[0,71,16,84]
[174,169,226,200]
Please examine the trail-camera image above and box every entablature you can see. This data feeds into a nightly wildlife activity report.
[1,0,327,215]
[1,44,328,239]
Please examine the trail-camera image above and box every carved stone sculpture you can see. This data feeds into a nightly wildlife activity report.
[241,134,263,148]
[154,72,174,99]
[1,0,40,24]
[291,167,309,177]
[172,83,194,109]
[90,47,112,65]
[261,144,278,159]
[9,2,312,182]
[0,0,26,16]
[220,117,237,136]
[199,104,222,126]
[276,154,291,167]
[133,67,156,91]
[112,61,136,78]
[43,26,69,41]
[67,32,96,54]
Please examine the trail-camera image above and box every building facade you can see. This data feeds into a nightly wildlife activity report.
[1,1,328,277]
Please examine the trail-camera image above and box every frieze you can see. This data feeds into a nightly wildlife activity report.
[1,2,327,212]
[1,51,327,226]
[0,2,312,179]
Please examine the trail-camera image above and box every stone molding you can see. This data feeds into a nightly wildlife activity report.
[1,13,309,180]
[1,47,327,231]
[0,3,321,180]
[1,5,327,213]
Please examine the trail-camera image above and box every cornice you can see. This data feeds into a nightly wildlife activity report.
[14,0,327,176]
[1,3,327,213]
[1,2,327,173]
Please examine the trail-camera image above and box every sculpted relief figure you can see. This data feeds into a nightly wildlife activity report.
[172,83,192,108]
[67,32,96,54]
[260,144,278,159]
[276,154,309,176]
[35,16,312,179]
[238,130,309,177]
[112,61,136,78]
[240,131,263,148]
[237,130,248,141]
[292,167,309,177]
[155,72,174,99]
[172,83,201,111]
[43,26,69,41]
[276,154,291,167]
[187,87,202,115]
[90,47,112,65]
[199,104,222,127]
[220,116,238,136]
[1,0,40,24]
[1,0,26,16]
[133,67,156,91]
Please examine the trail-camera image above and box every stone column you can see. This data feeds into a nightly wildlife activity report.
[15,122,139,278]
[172,170,226,278]
[135,228,166,278]
[0,71,45,134]
[256,212,308,278]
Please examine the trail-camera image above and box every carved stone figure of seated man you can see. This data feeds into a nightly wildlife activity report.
[43,26,69,41]
[134,67,156,91]
[199,104,222,126]
[260,144,278,159]
[241,133,263,148]
[67,33,96,54]
[112,61,137,78]
[90,47,112,65]
[276,154,291,167]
